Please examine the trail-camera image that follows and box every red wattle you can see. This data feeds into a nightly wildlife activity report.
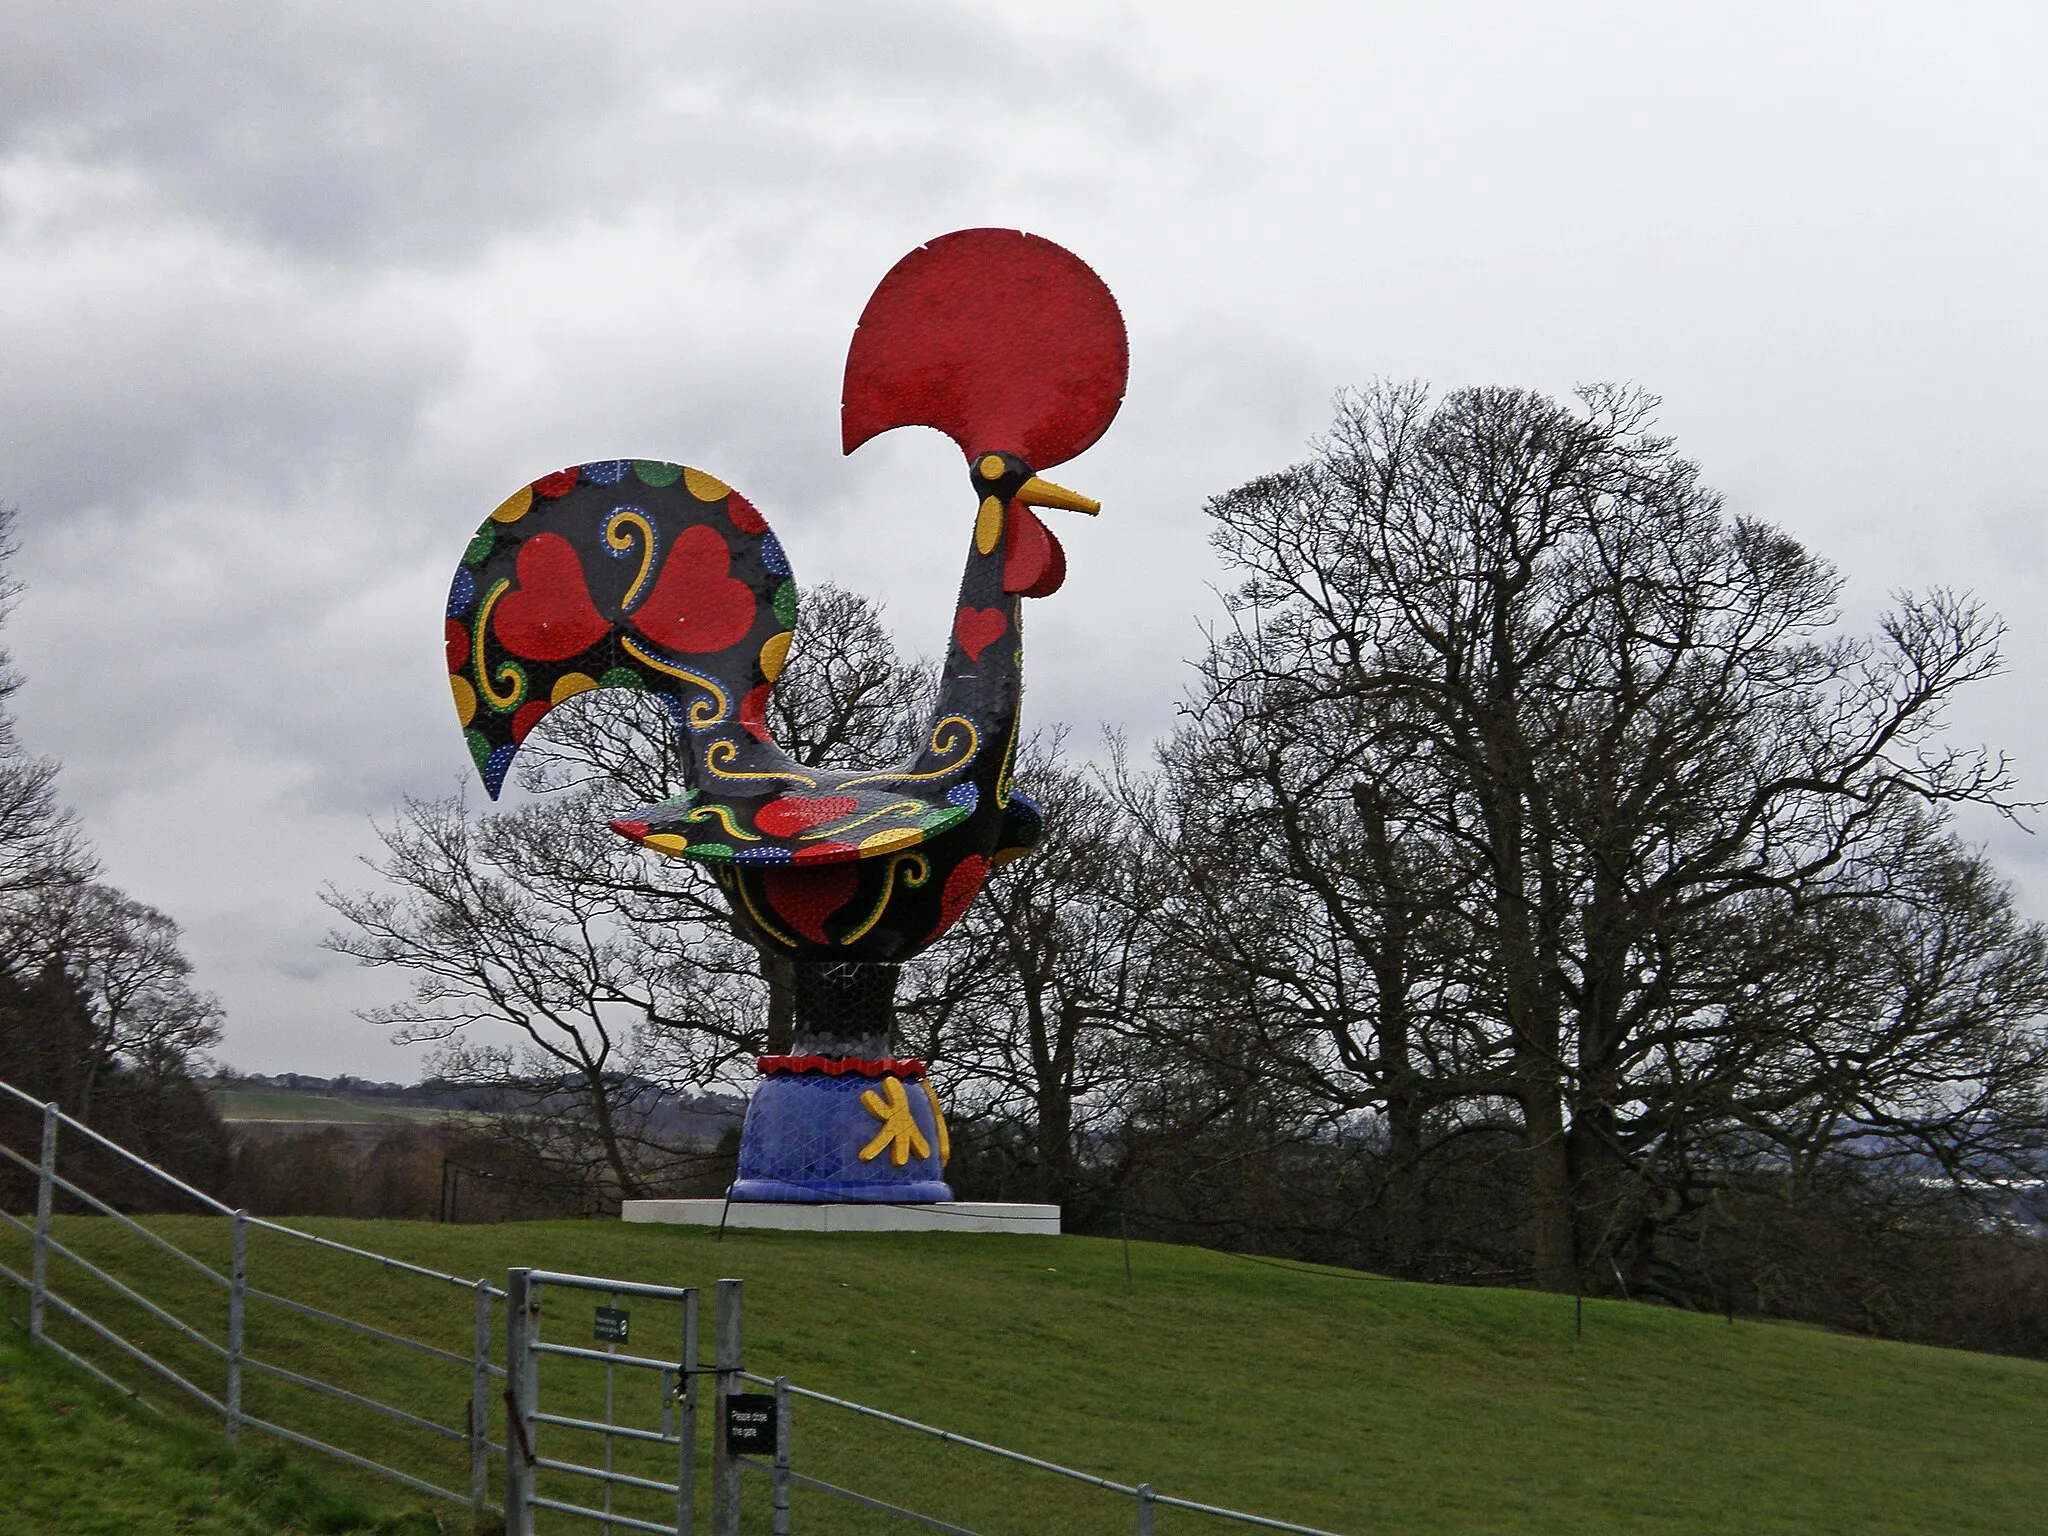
[1003,506,1066,597]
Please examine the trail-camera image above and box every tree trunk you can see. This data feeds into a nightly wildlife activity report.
[1382,1086,1426,1275]
[584,1073,644,1201]
[1035,1080,1074,1206]
[1520,1079,1577,1291]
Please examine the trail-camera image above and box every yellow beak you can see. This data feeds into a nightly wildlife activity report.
[1017,476,1101,516]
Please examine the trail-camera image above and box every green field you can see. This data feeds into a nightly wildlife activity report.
[4,1215,2044,1534]
[206,1089,454,1126]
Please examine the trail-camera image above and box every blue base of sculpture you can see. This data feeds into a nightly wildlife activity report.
[730,1071,952,1204]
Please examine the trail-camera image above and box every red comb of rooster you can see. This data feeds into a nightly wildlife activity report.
[841,229,1128,470]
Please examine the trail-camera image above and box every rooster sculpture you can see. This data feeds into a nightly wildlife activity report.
[443,230,1127,1202]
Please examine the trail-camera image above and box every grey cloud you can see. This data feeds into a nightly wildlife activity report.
[0,2,1182,265]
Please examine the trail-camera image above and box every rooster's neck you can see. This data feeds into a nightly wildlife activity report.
[911,503,1024,795]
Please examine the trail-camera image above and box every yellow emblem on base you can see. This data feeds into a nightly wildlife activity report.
[858,1077,931,1167]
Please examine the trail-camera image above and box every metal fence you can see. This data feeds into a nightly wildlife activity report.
[3,1079,1352,1536]
[728,1365,1349,1536]
[504,1271,1353,1536]
[0,1079,507,1526]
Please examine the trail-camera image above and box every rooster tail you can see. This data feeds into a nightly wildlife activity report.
[444,459,800,798]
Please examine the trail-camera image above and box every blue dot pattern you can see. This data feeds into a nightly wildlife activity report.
[482,743,518,797]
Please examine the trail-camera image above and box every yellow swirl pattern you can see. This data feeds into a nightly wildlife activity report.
[800,799,922,840]
[473,579,528,710]
[994,715,1020,807]
[836,716,979,789]
[684,803,761,842]
[704,738,819,789]
[840,852,930,945]
[619,635,732,727]
[605,509,659,611]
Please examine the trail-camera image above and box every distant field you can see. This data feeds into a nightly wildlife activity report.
[5,1213,2045,1535]
[206,1089,456,1125]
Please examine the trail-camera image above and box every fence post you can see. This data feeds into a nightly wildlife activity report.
[226,1210,247,1445]
[1135,1482,1156,1536]
[504,1269,535,1536]
[712,1279,742,1536]
[29,1103,56,1344]
[771,1374,791,1536]
[677,1287,699,1536]
[471,1278,493,1528]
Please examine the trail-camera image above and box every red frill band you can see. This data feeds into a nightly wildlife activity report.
[756,1055,927,1079]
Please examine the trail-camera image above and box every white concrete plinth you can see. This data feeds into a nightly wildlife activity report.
[620,1199,1061,1235]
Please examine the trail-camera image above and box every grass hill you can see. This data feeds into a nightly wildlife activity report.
[5,1216,2046,1534]
[0,1324,437,1535]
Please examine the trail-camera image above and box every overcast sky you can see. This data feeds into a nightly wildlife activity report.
[3,2,2045,1077]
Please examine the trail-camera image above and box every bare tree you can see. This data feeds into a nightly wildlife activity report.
[1149,381,2047,1291]
[900,735,1156,1206]
[0,506,95,907]
[3,883,224,1119]
[324,583,933,1196]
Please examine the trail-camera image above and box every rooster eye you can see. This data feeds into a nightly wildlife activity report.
[978,454,1007,481]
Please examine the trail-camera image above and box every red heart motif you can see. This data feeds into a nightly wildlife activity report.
[755,794,859,838]
[954,605,1008,662]
[931,855,989,939]
[1004,505,1067,597]
[630,525,758,654]
[763,865,859,945]
[493,534,612,661]
[740,683,774,742]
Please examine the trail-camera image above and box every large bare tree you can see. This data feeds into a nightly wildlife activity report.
[1143,382,2048,1291]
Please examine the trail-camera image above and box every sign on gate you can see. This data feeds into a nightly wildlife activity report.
[725,1393,777,1454]
[592,1305,630,1343]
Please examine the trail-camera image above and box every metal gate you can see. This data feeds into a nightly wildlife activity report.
[503,1268,706,1535]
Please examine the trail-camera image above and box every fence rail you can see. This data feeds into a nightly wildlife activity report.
[0,1080,506,1528]
[731,1361,1350,1536]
